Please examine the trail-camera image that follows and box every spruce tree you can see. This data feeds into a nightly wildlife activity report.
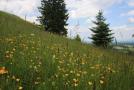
[38,0,68,36]
[75,34,81,42]
[90,10,114,47]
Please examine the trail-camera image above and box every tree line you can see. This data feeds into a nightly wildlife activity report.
[38,0,114,48]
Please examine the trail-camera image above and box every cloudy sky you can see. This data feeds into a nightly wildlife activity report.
[0,0,134,43]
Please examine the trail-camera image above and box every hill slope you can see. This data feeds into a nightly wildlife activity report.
[0,11,134,90]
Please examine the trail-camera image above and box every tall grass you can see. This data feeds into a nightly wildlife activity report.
[0,11,134,90]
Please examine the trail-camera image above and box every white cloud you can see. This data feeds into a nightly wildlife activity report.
[128,17,134,23]
[0,0,41,23]
[128,1,134,7]
[67,25,93,41]
[0,0,123,21]
[112,25,134,42]
[121,10,134,23]
[121,9,134,17]
[66,0,122,19]
[128,10,134,16]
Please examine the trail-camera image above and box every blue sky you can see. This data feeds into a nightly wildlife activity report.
[0,0,134,43]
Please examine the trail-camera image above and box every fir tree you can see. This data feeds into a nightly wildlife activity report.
[38,0,68,36]
[90,10,114,47]
[75,34,81,42]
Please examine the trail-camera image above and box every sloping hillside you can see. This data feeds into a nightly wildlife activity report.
[0,11,134,90]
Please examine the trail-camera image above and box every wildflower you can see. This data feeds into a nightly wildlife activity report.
[70,52,73,56]
[12,75,16,79]
[30,33,35,36]
[82,62,85,65]
[39,62,42,65]
[112,70,116,73]
[0,67,8,75]
[95,64,101,69]
[83,71,87,75]
[16,78,20,82]
[10,51,14,54]
[90,66,95,69]
[34,66,37,70]
[70,70,74,74]
[74,83,78,87]
[10,41,14,44]
[59,60,64,64]
[35,81,39,85]
[5,51,10,54]
[53,55,56,59]
[101,76,105,79]
[12,48,16,51]
[100,80,104,84]
[65,74,69,77]
[18,86,23,90]
[65,82,69,85]
[76,73,80,77]
[5,53,13,59]
[88,81,93,85]
[73,78,78,83]
[72,78,79,87]
[5,55,10,58]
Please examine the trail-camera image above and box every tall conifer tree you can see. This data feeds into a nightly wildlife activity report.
[39,0,68,36]
[90,10,114,47]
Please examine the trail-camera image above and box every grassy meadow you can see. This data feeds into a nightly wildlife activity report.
[0,11,134,90]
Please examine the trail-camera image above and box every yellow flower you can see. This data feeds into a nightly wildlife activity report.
[74,83,78,87]
[5,51,10,54]
[112,70,116,73]
[73,78,78,83]
[0,67,8,75]
[18,86,23,90]
[83,71,87,75]
[90,66,95,69]
[100,80,104,84]
[10,51,14,54]
[70,70,74,74]
[88,81,93,85]
[12,48,16,51]
[70,52,73,56]
[35,81,39,85]
[16,78,20,82]
[65,74,69,77]
[53,55,56,59]
[91,74,94,77]
[12,75,16,79]
[76,73,80,77]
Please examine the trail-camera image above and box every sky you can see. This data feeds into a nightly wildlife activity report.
[0,0,134,43]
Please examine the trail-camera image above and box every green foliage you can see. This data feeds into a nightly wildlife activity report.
[75,34,81,42]
[0,11,134,90]
[90,10,114,48]
[38,0,68,36]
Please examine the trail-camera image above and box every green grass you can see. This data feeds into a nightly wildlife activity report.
[0,11,134,90]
